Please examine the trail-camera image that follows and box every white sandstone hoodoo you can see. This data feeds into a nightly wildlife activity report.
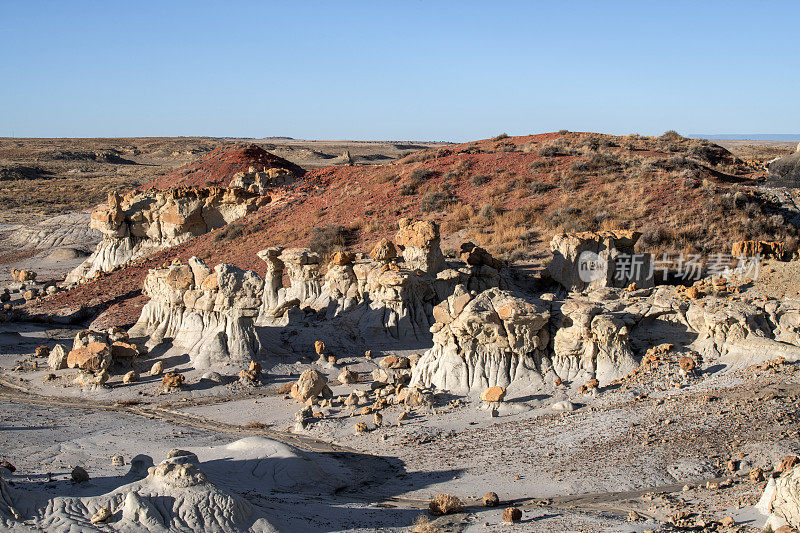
[67,188,270,284]
[411,286,551,393]
[129,258,263,369]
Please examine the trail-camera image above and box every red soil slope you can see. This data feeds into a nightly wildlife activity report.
[26,132,794,328]
[143,144,305,189]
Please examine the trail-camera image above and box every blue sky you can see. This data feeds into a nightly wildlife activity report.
[1,1,798,141]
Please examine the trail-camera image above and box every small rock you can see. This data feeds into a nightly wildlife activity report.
[482,492,499,507]
[90,507,112,524]
[48,344,68,370]
[502,507,522,522]
[354,421,368,433]
[122,370,138,384]
[373,412,383,426]
[34,345,49,358]
[201,372,223,383]
[338,367,358,384]
[314,340,325,355]
[71,466,89,483]
[551,400,575,412]
[162,372,185,389]
[111,455,124,466]
[480,386,506,403]
[150,360,164,376]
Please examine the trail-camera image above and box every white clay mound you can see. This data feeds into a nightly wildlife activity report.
[0,436,348,532]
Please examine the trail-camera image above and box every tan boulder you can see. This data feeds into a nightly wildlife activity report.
[290,369,329,403]
[329,252,354,266]
[239,361,262,382]
[369,238,398,262]
[48,344,68,370]
[314,340,325,355]
[10,269,36,282]
[150,360,164,376]
[67,342,111,371]
[34,345,49,358]
[778,455,799,472]
[162,372,185,388]
[483,492,500,507]
[502,507,522,522]
[122,370,138,384]
[338,368,358,384]
[480,386,506,403]
[679,356,697,373]
[90,507,112,524]
[429,493,463,516]
[111,341,138,360]
[459,242,502,270]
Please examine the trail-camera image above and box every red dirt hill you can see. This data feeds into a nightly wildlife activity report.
[143,144,305,189]
[25,131,799,328]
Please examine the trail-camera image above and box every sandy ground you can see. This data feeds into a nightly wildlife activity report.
[0,307,795,531]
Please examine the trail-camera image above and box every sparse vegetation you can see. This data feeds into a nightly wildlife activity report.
[308,224,354,255]
[428,493,464,516]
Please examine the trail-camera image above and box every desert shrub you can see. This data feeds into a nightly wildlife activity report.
[421,189,455,213]
[243,421,270,429]
[547,205,583,231]
[640,224,667,247]
[558,170,583,192]
[528,159,551,170]
[409,167,436,183]
[492,133,509,141]
[400,183,417,195]
[443,159,472,180]
[529,181,556,194]
[537,139,575,157]
[450,203,475,221]
[402,150,438,163]
[494,141,517,152]
[308,224,351,255]
[428,493,463,516]
[470,174,489,186]
[214,222,247,242]
[412,514,442,533]
[478,203,497,219]
[538,142,562,157]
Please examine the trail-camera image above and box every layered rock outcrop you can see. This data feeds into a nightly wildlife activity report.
[129,258,263,368]
[411,287,550,393]
[762,464,800,529]
[66,188,270,284]
[230,166,295,194]
[413,280,800,394]
[257,219,505,340]
[548,231,653,292]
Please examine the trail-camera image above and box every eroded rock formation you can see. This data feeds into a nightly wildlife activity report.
[257,219,505,340]
[129,258,263,369]
[66,188,270,284]
[548,230,653,292]
[411,287,551,393]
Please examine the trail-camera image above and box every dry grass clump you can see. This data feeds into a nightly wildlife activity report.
[243,421,270,429]
[308,224,357,255]
[214,222,249,243]
[412,515,442,533]
[421,189,456,213]
[428,493,464,516]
